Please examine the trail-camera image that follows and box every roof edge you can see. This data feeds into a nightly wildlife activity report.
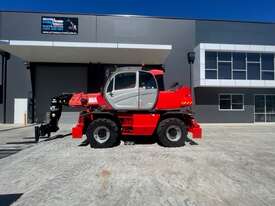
[0,9,275,25]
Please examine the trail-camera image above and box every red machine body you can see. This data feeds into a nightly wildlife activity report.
[69,70,201,140]
[155,87,192,109]
[68,86,192,110]
[37,66,202,148]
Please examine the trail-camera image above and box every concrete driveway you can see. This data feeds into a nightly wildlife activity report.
[0,124,275,206]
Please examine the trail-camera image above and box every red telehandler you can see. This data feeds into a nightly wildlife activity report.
[35,65,202,148]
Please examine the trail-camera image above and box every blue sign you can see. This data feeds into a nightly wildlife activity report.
[41,16,78,34]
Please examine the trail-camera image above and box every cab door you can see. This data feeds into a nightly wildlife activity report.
[138,71,158,110]
[105,71,139,110]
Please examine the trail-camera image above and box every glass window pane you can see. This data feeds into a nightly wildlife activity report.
[247,63,260,80]
[232,104,243,110]
[205,70,217,79]
[262,72,274,80]
[266,96,275,113]
[266,114,275,122]
[218,52,231,61]
[261,53,274,71]
[107,79,113,92]
[205,52,217,69]
[220,94,231,99]
[220,99,231,109]
[247,53,260,62]
[115,72,136,90]
[255,114,265,122]
[232,95,243,104]
[233,71,246,79]
[218,62,231,79]
[255,95,265,113]
[139,71,157,89]
[233,53,246,70]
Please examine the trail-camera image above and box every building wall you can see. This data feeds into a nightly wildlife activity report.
[0,12,97,42]
[195,20,275,46]
[1,12,275,123]
[194,20,275,122]
[194,87,275,123]
[0,55,31,123]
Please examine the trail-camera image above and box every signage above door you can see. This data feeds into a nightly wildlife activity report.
[41,16,78,35]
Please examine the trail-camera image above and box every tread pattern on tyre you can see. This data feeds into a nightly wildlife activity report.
[86,118,119,148]
[157,118,187,147]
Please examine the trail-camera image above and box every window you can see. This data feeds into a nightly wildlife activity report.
[107,78,113,93]
[233,53,246,80]
[261,54,274,80]
[247,63,260,80]
[139,71,157,89]
[219,94,244,111]
[114,72,136,90]
[219,95,231,110]
[205,52,217,79]
[247,53,260,62]
[205,52,217,69]
[218,62,231,79]
[255,95,275,122]
[218,52,231,61]
[205,51,275,80]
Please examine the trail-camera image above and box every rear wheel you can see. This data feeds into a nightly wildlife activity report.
[86,118,119,148]
[157,118,187,147]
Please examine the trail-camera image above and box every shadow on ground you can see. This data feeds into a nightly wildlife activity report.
[78,135,199,147]
[6,140,37,145]
[43,133,71,142]
[0,133,71,160]
[0,193,23,206]
[0,148,23,159]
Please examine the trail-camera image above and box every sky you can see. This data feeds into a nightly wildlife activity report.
[0,0,275,23]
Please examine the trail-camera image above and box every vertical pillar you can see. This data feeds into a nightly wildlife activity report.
[1,52,10,123]
[29,63,36,123]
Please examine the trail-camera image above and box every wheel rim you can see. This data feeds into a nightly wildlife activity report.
[93,126,110,144]
[166,125,182,142]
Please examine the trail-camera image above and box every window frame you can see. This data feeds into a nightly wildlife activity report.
[205,51,275,81]
[218,93,245,111]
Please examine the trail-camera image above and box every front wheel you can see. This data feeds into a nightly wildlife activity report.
[86,118,119,148]
[157,118,187,147]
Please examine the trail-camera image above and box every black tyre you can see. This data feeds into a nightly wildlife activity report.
[157,118,187,147]
[86,118,119,148]
[35,126,40,143]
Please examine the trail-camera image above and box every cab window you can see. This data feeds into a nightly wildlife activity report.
[114,72,136,90]
[139,71,157,89]
[107,78,113,92]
